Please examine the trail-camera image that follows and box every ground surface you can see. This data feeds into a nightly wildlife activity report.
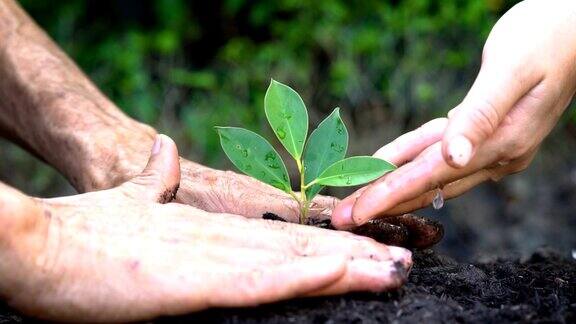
[1,248,574,323]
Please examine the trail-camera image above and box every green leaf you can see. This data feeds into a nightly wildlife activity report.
[216,127,291,192]
[303,108,348,199]
[313,156,396,187]
[264,79,308,160]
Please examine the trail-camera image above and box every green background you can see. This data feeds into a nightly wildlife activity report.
[2,0,576,260]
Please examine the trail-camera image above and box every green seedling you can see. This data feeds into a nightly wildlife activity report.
[216,79,396,224]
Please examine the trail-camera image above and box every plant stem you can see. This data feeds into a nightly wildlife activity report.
[296,158,309,224]
[288,190,300,203]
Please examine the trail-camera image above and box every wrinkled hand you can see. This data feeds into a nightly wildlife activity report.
[332,0,576,228]
[0,135,411,322]
[176,155,444,248]
[175,160,336,223]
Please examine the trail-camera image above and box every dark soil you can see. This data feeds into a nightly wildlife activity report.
[1,248,574,323]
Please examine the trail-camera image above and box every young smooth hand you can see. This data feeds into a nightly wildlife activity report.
[0,135,411,322]
[332,0,576,228]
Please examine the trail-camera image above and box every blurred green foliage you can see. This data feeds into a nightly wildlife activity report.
[5,0,522,196]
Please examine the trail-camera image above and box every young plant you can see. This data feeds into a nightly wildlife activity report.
[216,80,396,224]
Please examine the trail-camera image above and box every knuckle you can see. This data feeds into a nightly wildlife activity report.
[383,175,401,193]
[423,117,448,132]
[235,268,267,303]
[500,139,530,161]
[487,156,532,182]
[289,234,316,257]
[245,268,266,288]
[467,99,500,139]
[222,170,240,186]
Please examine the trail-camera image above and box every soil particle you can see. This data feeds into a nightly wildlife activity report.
[262,212,287,222]
[393,261,409,283]
[158,184,179,204]
[351,220,409,247]
[304,217,332,229]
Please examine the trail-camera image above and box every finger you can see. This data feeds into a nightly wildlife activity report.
[384,170,493,215]
[307,258,411,297]
[177,168,303,222]
[331,186,368,229]
[122,134,181,203]
[168,204,410,263]
[332,118,447,229]
[442,61,541,168]
[202,255,347,308]
[384,153,536,216]
[373,118,448,166]
[351,141,495,225]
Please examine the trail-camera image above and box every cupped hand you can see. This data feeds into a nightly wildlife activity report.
[0,135,411,322]
[332,0,576,228]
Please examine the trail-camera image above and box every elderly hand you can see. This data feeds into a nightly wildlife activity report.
[332,0,576,228]
[0,135,411,322]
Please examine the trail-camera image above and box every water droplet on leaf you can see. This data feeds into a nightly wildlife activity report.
[432,188,444,210]
[265,152,276,162]
[276,127,286,139]
[330,142,344,153]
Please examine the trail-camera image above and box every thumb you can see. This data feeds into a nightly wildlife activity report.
[122,134,181,203]
[442,63,539,168]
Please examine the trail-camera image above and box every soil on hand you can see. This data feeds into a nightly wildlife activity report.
[263,212,444,249]
[1,248,574,323]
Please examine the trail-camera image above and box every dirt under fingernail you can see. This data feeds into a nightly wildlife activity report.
[158,184,179,203]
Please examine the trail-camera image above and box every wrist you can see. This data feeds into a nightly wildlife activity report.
[0,0,158,193]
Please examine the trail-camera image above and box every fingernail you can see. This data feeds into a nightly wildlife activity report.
[447,135,472,167]
[151,136,162,155]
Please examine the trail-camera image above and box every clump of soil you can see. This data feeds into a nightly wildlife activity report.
[263,212,444,249]
[1,248,574,323]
